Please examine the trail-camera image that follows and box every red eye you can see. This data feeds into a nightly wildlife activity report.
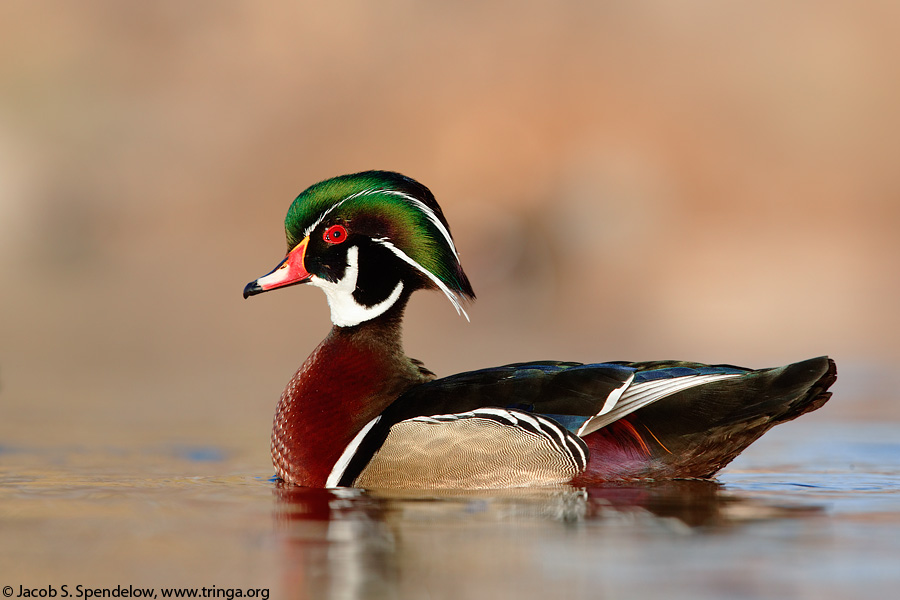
[323,224,348,244]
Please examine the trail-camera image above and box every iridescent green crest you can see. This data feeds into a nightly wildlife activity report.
[284,171,475,311]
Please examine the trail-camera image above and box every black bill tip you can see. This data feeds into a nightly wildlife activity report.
[243,280,263,299]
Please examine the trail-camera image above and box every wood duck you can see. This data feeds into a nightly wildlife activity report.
[243,171,836,489]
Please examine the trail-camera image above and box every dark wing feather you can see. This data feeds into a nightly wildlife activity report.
[629,356,835,442]
[389,361,635,418]
[574,356,837,482]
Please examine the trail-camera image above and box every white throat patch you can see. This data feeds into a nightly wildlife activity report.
[309,245,404,327]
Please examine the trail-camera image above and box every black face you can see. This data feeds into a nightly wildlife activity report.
[303,220,421,310]
[303,231,350,284]
[351,239,412,308]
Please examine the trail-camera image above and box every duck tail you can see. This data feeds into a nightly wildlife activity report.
[772,356,836,423]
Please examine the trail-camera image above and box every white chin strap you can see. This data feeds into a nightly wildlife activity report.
[309,246,404,327]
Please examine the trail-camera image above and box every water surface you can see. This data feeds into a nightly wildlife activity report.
[2,421,898,600]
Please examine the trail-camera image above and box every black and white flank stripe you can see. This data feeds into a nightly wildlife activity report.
[410,408,588,471]
[327,408,587,489]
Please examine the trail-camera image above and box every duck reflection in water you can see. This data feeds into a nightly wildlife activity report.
[273,482,821,528]
[271,483,822,599]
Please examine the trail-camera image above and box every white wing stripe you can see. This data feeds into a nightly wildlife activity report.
[577,372,634,436]
[619,374,740,407]
[595,372,635,417]
[579,373,741,436]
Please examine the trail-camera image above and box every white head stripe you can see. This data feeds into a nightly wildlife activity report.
[375,239,469,321]
[303,187,460,261]
[303,192,358,237]
[378,189,460,260]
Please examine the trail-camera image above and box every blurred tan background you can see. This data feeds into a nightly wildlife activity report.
[1,1,898,468]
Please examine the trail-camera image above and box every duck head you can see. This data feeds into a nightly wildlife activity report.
[243,171,475,327]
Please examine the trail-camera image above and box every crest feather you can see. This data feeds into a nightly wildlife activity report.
[284,171,475,312]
